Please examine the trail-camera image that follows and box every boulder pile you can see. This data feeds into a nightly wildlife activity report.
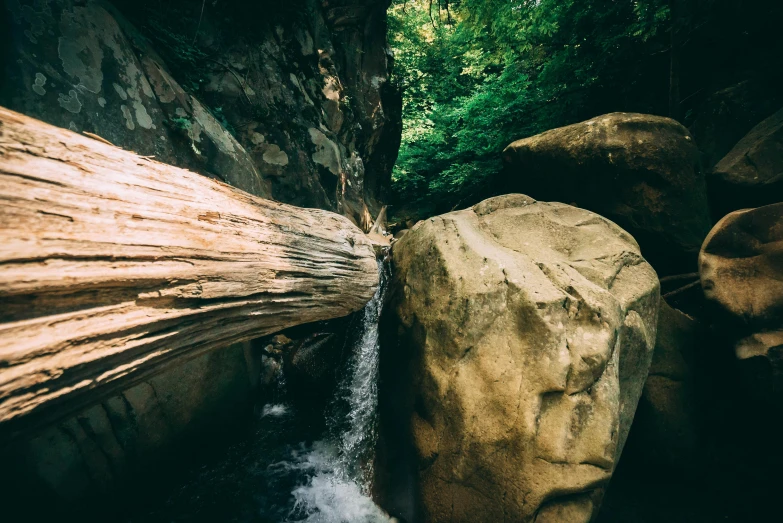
[380,109,783,522]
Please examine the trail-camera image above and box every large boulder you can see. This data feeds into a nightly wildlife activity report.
[379,194,659,522]
[500,113,712,275]
[710,109,783,217]
[700,202,783,402]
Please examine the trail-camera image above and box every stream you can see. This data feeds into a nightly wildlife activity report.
[130,260,392,523]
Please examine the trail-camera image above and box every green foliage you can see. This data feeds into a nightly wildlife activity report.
[141,7,238,139]
[389,0,671,217]
[169,116,192,132]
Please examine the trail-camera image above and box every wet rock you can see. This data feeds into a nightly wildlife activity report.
[268,317,357,403]
[500,113,712,275]
[381,194,659,523]
[285,332,339,387]
[710,108,783,216]
[259,355,282,388]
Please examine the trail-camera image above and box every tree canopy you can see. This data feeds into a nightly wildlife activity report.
[387,0,783,219]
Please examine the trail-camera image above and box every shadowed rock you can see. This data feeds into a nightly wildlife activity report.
[625,300,700,472]
[1,0,401,230]
[689,78,783,172]
[700,202,783,403]
[710,109,783,216]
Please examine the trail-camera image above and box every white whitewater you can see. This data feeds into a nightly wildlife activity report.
[128,262,395,522]
[286,259,392,523]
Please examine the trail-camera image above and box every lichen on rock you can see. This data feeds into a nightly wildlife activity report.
[1,0,401,229]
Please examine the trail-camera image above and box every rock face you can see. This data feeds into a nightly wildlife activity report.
[689,78,783,172]
[500,113,712,275]
[699,202,783,401]
[1,0,270,198]
[710,108,783,216]
[0,342,260,519]
[0,0,399,512]
[1,0,400,230]
[381,194,659,522]
[622,300,700,472]
[0,106,378,436]
[594,300,704,523]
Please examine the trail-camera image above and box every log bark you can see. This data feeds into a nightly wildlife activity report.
[0,106,379,438]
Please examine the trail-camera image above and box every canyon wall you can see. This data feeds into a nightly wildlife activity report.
[1,0,400,229]
[0,0,400,516]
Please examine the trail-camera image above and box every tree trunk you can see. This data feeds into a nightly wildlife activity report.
[0,106,379,438]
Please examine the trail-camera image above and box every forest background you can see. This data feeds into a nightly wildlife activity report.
[387,0,783,219]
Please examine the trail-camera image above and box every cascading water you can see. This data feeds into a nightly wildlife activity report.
[285,258,392,522]
[130,259,392,523]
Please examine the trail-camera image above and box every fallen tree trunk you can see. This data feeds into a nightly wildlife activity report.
[0,106,379,438]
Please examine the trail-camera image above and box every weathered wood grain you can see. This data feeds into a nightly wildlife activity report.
[0,106,378,437]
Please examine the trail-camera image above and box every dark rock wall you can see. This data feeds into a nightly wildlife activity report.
[0,0,400,516]
[1,0,401,230]
[0,342,261,521]
[689,78,783,173]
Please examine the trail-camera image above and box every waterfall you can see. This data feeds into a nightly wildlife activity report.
[286,258,392,523]
[127,259,393,523]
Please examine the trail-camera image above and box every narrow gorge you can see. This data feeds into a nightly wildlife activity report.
[1,1,782,522]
